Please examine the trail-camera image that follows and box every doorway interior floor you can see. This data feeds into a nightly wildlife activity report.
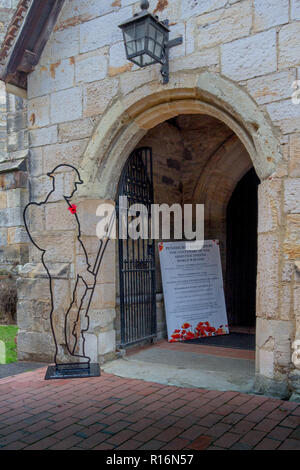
[184,332,255,350]
[103,339,256,395]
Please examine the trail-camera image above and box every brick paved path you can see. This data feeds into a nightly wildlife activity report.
[0,368,300,450]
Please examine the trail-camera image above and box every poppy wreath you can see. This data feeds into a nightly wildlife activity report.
[170,321,228,342]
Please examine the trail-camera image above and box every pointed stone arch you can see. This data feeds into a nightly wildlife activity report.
[78,70,282,200]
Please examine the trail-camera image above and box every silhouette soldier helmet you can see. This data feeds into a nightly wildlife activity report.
[47,164,83,185]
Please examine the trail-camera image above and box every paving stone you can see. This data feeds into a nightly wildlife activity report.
[278,439,300,450]
[213,432,241,449]
[187,435,213,450]
[0,369,298,450]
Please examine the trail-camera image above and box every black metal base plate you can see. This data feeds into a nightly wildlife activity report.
[45,363,101,380]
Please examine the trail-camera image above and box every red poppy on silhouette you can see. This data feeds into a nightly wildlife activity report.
[68,204,77,214]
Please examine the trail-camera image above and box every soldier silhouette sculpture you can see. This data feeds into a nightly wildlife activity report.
[23,164,114,379]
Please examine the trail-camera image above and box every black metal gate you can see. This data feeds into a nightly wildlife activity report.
[117,147,156,346]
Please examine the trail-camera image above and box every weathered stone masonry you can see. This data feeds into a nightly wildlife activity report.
[0,0,28,324]
[0,0,299,398]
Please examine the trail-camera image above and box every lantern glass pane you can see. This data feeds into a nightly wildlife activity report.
[124,24,135,42]
[142,53,155,66]
[124,24,136,55]
[156,30,164,47]
[149,23,157,41]
[154,44,163,58]
[126,41,135,55]
[146,20,166,62]
[135,55,143,66]
[147,23,156,56]
[136,22,145,52]
[148,38,155,54]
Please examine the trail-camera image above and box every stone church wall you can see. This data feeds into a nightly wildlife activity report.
[2,0,299,397]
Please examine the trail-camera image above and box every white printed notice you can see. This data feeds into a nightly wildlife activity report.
[159,240,229,342]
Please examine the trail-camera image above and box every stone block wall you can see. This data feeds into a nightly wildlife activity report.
[0,166,28,270]
[0,0,21,165]
[0,90,29,275]
[0,0,29,323]
[6,0,300,397]
[0,82,6,162]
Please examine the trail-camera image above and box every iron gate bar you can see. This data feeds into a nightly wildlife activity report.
[117,147,156,347]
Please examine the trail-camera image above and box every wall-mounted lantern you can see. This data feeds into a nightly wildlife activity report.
[119,0,183,84]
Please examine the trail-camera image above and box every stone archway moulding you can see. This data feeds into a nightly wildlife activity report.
[78,70,282,200]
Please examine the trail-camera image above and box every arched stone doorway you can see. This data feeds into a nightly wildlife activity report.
[116,114,258,346]
[77,71,291,397]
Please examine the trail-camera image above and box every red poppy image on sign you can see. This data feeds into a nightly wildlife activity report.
[169,321,228,342]
[68,204,77,214]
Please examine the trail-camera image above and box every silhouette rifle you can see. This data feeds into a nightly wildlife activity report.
[69,209,116,363]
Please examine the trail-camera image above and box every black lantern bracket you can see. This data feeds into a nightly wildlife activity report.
[161,19,183,84]
[119,0,183,84]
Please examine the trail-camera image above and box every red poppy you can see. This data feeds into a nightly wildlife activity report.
[185,331,196,340]
[206,326,216,333]
[68,204,77,214]
[196,325,204,331]
[182,322,191,329]
[196,329,206,336]
[171,333,181,339]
